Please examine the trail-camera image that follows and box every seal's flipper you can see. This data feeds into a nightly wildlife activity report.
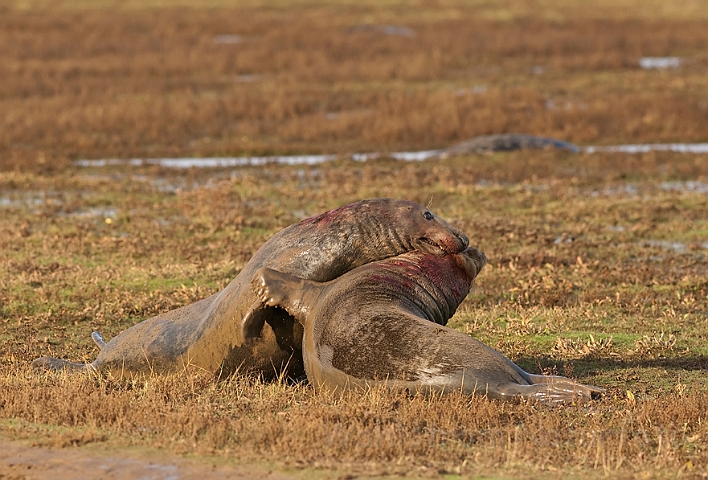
[526,373,605,392]
[250,267,320,324]
[491,377,603,406]
[92,331,107,350]
[251,268,299,309]
[32,356,96,374]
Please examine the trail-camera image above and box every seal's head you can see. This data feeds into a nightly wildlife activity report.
[390,200,469,256]
[302,198,469,257]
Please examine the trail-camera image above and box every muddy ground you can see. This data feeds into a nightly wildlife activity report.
[0,438,300,480]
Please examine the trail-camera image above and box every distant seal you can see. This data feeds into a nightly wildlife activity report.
[251,248,602,405]
[33,199,469,380]
[438,133,579,156]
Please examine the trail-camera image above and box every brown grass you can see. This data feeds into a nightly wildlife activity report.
[2,369,707,479]
[2,4,708,171]
[1,152,707,477]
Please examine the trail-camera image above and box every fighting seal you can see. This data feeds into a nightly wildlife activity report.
[251,248,602,405]
[33,198,469,380]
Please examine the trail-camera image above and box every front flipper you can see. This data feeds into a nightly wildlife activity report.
[249,267,321,325]
[240,268,301,341]
[92,331,107,350]
[241,303,274,340]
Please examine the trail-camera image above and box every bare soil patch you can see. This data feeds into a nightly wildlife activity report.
[0,438,296,480]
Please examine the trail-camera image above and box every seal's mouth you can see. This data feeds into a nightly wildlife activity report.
[419,237,451,255]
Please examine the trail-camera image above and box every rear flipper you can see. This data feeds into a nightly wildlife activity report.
[489,376,604,406]
[32,356,97,373]
[92,331,107,350]
[240,267,306,340]
[32,330,104,373]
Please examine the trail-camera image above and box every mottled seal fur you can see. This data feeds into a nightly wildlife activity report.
[251,248,602,405]
[33,199,469,379]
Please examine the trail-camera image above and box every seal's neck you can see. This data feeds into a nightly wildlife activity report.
[377,254,475,325]
[296,207,417,281]
[350,215,416,264]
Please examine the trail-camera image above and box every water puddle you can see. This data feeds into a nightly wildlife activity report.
[352,150,441,162]
[348,24,416,38]
[75,152,447,169]
[639,57,681,69]
[0,189,121,220]
[645,240,689,253]
[600,235,707,263]
[57,207,117,220]
[212,34,243,44]
[643,240,708,254]
[584,143,708,154]
[589,185,640,197]
[456,85,488,96]
[73,140,708,170]
[75,155,336,168]
[381,25,416,37]
[234,74,259,83]
[660,181,708,194]
[0,191,63,209]
[588,181,708,198]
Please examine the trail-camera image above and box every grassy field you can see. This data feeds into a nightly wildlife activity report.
[1,0,708,478]
[2,0,708,171]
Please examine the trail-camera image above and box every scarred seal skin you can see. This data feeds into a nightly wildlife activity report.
[251,248,603,405]
[33,198,469,380]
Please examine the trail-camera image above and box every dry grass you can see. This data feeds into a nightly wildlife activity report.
[2,368,707,479]
[1,152,707,478]
[2,2,708,171]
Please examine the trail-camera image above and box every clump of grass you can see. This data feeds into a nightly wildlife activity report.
[634,332,678,356]
[553,334,615,358]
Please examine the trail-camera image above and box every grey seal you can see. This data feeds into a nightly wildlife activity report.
[33,198,469,379]
[251,248,602,405]
[438,133,579,156]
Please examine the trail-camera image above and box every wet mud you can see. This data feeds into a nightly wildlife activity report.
[0,439,295,480]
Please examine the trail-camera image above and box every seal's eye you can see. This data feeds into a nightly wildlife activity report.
[423,211,434,220]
